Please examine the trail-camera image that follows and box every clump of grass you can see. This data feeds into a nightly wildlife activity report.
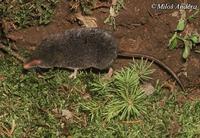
[80,60,154,122]
[178,101,200,137]
[131,59,154,81]
[0,56,84,137]
[0,0,58,28]
[1,55,200,137]
[104,66,147,121]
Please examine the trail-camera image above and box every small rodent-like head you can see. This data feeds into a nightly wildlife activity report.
[23,43,55,70]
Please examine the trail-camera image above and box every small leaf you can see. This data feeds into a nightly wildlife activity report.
[180,10,187,19]
[170,38,177,49]
[183,40,192,59]
[187,9,199,21]
[176,19,186,31]
[168,32,178,49]
[75,12,97,27]
[83,7,92,15]
[190,34,200,44]
[183,45,190,59]
[110,6,117,17]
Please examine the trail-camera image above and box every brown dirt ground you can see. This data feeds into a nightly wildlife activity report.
[5,0,200,92]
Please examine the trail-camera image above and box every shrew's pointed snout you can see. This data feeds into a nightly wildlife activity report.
[23,59,42,69]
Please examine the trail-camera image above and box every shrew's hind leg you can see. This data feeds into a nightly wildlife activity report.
[106,67,113,78]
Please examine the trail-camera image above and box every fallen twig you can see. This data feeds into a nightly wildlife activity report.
[0,43,25,63]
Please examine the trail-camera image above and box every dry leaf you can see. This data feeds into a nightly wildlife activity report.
[75,13,97,27]
[140,83,155,95]
[109,7,117,17]
[61,109,73,120]
[112,0,117,5]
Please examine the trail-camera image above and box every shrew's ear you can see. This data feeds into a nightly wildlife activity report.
[23,59,42,69]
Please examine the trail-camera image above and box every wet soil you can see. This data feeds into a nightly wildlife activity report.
[5,0,200,92]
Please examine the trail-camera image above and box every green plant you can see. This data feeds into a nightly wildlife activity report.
[88,77,111,97]
[104,66,147,121]
[0,55,85,137]
[80,60,153,122]
[0,0,58,28]
[70,0,97,15]
[168,9,200,59]
[1,53,200,137]
[104,0,125,29]
[131,59,155,81]
[80,0,97,15]
[178,101,200,137]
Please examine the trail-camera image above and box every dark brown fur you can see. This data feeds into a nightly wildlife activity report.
[25,28,117,70]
